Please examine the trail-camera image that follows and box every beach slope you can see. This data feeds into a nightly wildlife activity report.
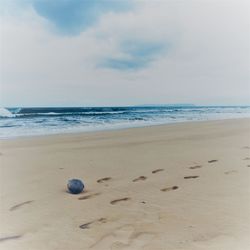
[0,119,250,250]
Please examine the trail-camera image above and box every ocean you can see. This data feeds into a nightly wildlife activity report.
[0,106,250,139]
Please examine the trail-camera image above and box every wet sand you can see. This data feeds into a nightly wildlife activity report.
[0,118,250,250]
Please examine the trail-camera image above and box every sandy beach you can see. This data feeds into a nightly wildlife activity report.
[0,118,250,250]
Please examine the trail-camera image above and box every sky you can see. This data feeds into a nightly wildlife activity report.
[0,0,250,107]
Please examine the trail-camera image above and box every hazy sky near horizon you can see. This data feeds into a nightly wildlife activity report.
[1,0,250,107]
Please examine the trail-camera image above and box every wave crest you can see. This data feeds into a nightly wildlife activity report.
[0,107,15,118]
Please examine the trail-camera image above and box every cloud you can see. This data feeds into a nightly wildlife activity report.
[100,40,167,70]
[1,0,250,106]
[32,0,132,35]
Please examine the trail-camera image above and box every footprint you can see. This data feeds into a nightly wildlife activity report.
[79,221,93,229]
[184,175,199,179]
[10,200,34,211]
[208,160,218,163]
[247,165,250,167]
[133,176,147,182]
[98,218,107,223]
[110,197,131,205]
[0,235,22,242]
[90,224,155,249]
[161,186,179,192]
[242,146,250,149]
[78,192,101,200]
[79,218,107,229]
[97,177,112,183]
[243,157,250,161]
[224,170,237,175]
[152,169,164,174]
[189,165,202,169]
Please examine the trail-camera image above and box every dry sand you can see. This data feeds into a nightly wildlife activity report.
[0,118,250,250]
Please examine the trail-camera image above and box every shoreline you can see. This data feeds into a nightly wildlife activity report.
[1,117,250,142]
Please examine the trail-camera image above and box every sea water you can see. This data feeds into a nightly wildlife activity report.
[0,106,250,139]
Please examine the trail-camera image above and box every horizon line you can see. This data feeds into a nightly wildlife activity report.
[4,104,250,108]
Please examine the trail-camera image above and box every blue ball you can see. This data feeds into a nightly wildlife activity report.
[67,179,84,194]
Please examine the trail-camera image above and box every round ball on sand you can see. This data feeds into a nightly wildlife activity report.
[67,179,84,194]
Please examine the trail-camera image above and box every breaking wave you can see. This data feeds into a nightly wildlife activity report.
[0,107,15,118]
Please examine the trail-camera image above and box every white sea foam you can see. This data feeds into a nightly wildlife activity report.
[0,107,15,118]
